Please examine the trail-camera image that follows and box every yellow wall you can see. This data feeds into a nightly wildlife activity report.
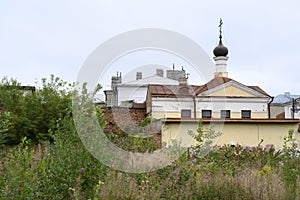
[165,113,181,118]
[196,112,268,119]
[152,112,165,119]
[251,113,268,118]
[231,112,241,118]
[162,121,300,149]
[152,112,181,119]
[212,112,219,118]
[208,85,256,97]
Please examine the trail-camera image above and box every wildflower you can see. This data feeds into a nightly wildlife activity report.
[174,167,180,173]
[259,164,272,176]
[79,167,85,174]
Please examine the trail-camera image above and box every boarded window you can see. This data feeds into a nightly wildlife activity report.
[241,110,251,119]
[202,110,212,118]
[181,109,191,118]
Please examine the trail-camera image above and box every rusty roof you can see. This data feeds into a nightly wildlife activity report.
[148,85,198,97]
[247,86,271,97]
[194,76,232,95]
[148,76,271,98]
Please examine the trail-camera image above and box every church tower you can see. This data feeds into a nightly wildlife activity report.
[213,18,229,77]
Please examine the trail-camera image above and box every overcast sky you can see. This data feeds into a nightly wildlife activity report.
[1,0,300,98]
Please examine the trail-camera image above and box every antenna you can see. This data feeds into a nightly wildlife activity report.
[185,73,190,79]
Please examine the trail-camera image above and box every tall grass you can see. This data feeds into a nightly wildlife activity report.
[0,115,299,199]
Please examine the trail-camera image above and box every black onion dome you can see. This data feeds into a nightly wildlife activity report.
[213,38,228,57]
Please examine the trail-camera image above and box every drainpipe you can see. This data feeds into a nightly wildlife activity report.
[193,96,196,118]
[291,98,295,119]
[267,96,274,119]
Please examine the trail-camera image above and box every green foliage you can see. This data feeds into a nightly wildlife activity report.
[188,120,222,157]
[0,109,108,199]
[95,106,106,129]
[0,111,12,146]
[139,116,151,128]
[0,137,37,199]
[282,129,299,158]
[38,115,107,199]
[0,75,74,145]
[0,75,300,199]
[1,123,300,199]
[107,130,157,153]
[281,129,300,199]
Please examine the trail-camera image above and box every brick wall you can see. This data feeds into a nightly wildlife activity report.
[102,107,161,147]
[103,107,145,134]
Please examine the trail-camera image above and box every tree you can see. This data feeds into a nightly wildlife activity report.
[188,120,222,158]
[0,75,74,145]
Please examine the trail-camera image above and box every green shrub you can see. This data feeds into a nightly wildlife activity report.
[0,75,299,199]
[0,75,74,145]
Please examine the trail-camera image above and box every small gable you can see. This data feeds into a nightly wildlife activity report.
[207,85,256,97]
[197,79,270,98]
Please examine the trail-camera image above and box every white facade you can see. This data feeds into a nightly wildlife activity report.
[271,93,300,119]
[147,79,272,119]
[116,75,179,106]
[150,97,270,119]
[284,103,300,119]
[151,97,195,118]
[104,67,190,107]
[195,97,270,118]
[214,56,228,77]
[118,86,147,105]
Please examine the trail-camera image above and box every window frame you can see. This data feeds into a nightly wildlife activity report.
[221,110,231,118]
[202,109,212,119]
[181,109,191,118]
[241,110,251,119]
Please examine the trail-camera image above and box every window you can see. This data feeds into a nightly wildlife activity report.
[202,110,212,118]
[221,110,231,118]
[241,110,251,119]
[181,109,191,118]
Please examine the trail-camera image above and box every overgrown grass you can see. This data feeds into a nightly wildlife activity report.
[0,115,299,199]
[2,75,297,199]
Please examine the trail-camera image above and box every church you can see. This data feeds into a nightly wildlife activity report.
[146,33,273,120]
[103,21,300,148]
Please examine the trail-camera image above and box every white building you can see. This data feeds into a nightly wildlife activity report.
[146,26,273,119]
[104,68,188,107]
[146,77,272,119]
[284,100,300,119]
[271,92,300,119]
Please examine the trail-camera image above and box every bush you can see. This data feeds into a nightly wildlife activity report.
[0,75,74,145]
[0,75,299,199]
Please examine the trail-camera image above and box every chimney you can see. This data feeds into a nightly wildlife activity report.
[111,71,122,89]
[179,77,187,85]
[156,69,164,77]
[136,72,142,80]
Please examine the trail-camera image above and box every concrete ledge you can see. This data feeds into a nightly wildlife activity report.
[162,118,300,123]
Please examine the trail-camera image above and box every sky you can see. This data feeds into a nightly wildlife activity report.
[1,0,300,99]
